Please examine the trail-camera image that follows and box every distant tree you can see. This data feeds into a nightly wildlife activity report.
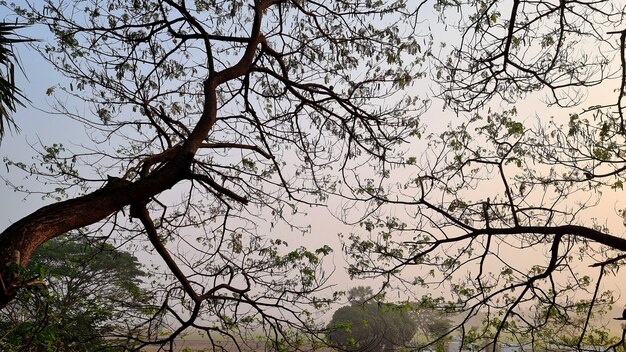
[412,307,452,352]
[347,286,376,305]
[0,235,155,351]
[527,301,620,351]
[327,287,417,352]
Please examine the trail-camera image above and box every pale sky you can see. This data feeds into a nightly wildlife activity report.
[3,2,626,335]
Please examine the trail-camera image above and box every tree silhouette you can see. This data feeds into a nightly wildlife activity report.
[343,0,626,349]
[327,287,417,352]
[0,1,425,350]
[3,0,626,350]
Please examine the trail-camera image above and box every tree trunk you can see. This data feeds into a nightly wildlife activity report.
[0,153,191,308]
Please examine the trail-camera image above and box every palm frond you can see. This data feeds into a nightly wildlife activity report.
[0,22,34,142]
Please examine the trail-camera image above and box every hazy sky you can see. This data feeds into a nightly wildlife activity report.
[3,3,626,325]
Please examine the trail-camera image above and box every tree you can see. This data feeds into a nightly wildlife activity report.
[0,235,154,351]
[412,306,452,352]
[0,22,32,141]
[4,0,626,350]
[327,286,418,352]
[1,0,425,350]
[341,0,626,350]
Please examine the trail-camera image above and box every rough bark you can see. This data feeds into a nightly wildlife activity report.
[0,153,192,307]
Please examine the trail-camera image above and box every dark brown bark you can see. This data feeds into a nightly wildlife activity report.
[0,153,192,307]
[471,225,626,252]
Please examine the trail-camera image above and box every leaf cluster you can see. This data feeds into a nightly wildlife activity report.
[0,235,154,351]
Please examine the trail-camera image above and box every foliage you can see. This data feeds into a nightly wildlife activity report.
[0,235,153,351]
[341,0,626,349]
[0,22,32,141]
[327,287,418,352]
[1,0,426,349]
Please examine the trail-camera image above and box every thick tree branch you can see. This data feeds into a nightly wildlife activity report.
[136,204,199,302]
[0,152,192,307]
